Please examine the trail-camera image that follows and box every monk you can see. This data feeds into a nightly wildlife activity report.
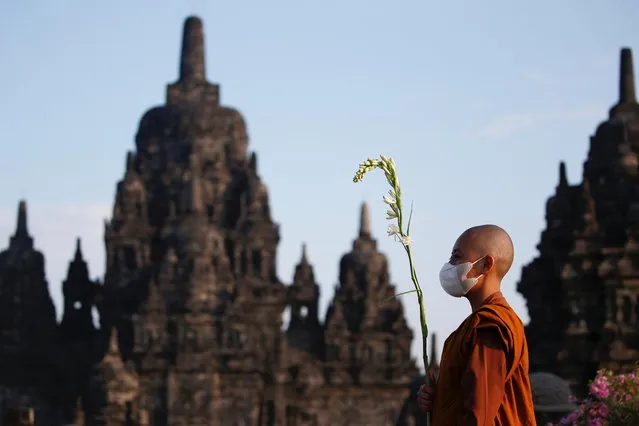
[417,225,536,425]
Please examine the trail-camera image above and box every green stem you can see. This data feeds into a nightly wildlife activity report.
[404,244,431,426]
[373,162,431,425]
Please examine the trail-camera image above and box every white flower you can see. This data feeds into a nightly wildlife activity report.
[383,190,396,205]
[386,224,412,245]
[387,224,401,241]
[386,209,398,220]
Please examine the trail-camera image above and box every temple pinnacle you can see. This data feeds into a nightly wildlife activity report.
[179,16,206,83]
[558,162,568,187]
[359,202,371,237]
[619,48,636,104]
[125,152,135,174]
[249,152,258,172]
[15,200,28,237]
[300,243,309,264]
[74,237,83,261]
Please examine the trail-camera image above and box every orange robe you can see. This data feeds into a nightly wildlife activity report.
[431,292,536,426]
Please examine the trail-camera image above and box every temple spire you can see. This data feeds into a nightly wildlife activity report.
[179,16,206,83]
[359,202,371,237]
[619,48,636,104]
[558,162,568,188]
[300,243,309,265]
[249,152,257,172]
[9,200,33,249]
[15,200,28,238]
[125,152,135,175]
[74,237,83,261]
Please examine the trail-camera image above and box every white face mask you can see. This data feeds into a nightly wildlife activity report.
[439,256,486,298]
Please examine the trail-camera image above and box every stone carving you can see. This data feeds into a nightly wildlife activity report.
[0,16,414,426]
[517,47,639,395]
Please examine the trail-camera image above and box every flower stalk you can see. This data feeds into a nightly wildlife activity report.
[353,155,431,426]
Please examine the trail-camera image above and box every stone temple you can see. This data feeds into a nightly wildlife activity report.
[0,16,421,426]
[517,47,639,395]
[2,13,638,426]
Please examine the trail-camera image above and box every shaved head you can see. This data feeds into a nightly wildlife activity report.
[452,224,515,280]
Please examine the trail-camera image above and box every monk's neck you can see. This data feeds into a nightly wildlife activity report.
[467,289,502,312]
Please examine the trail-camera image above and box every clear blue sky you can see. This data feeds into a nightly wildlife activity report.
[0,0,638,370]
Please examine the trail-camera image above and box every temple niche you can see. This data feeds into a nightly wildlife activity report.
[0,16,416,426]
[518,47,639,395]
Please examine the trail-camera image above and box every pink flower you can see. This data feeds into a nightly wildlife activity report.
[589,376,610,399]
[560,411,579,424]
[552,368,639,426]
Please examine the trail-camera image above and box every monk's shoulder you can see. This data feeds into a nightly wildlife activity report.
[441,316,478,354]
[473,299,525,347]
[476,298,523,329]
[468,298,530,376]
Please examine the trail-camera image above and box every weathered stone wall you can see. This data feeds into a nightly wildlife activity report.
[0,16,415,426]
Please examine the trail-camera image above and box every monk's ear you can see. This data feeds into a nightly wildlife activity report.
[482,255,495,274]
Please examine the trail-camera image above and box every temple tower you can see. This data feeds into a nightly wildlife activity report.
[59,238,102,424]
[60,238,100,338]
[518,47,639,394]
[285,244,323,354]
[0,201,67,423]
[100,15,286,425]
[322,203,417,425]
[0,15,421,426]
